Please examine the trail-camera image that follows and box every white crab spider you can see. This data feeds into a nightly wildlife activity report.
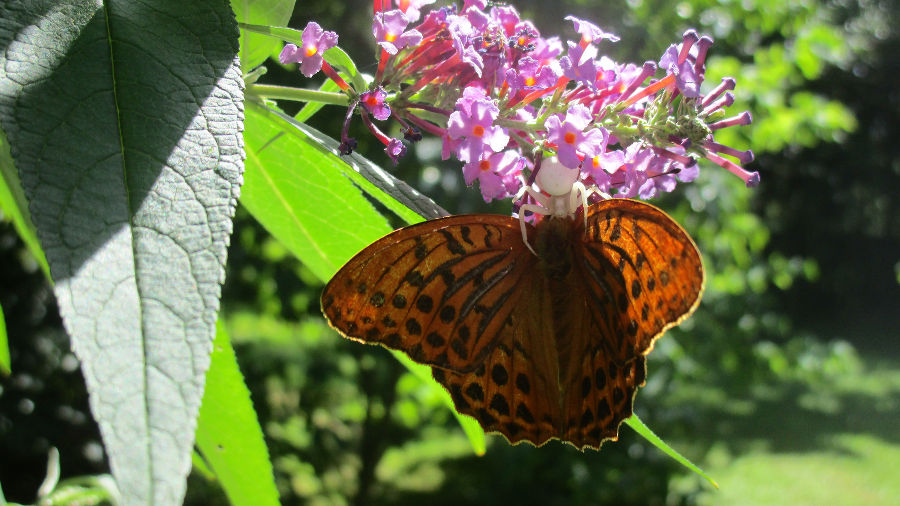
[514,156,605,255]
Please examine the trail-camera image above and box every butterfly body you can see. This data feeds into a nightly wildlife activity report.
[322,199,703,450]
[534,214,577,280]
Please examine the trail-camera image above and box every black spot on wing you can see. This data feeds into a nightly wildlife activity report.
[491,364,508,386]
[439,229,466,255]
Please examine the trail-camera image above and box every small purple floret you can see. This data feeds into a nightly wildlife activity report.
[361,88,392,121]
[447,87,509,163]
[564,16,620,43]
[279,22,339,78]
[373,10,423,55]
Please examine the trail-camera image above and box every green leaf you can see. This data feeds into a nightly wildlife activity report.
[625,414,718,488]
[190,451,215,480]
[241,101,393,282]
[38,474,119,506]
[242,101,470,453]
[390,351,487,456]
[230,0,296,72]
[289,115,447,223]
[195,320,279,506]
[0,2,243,505]
[242,101,446,279]
[0,302,8,376]
[0,130,49,279]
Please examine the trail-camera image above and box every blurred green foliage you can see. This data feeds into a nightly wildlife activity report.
[2,0,898,504]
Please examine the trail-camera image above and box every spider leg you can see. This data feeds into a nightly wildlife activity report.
[517,203,550,256]
[593,187,611,201]
[518,186,550,208]
[571,181,591,231]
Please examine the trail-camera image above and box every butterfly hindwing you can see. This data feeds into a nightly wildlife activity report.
[552,270,650,448]
[431,282,564,447]
[322,215,537,373]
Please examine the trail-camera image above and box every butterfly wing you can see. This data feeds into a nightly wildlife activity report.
[324,200,702,450]
[559,199,704,448]
[322,214,538,373]
[431,281,565,447]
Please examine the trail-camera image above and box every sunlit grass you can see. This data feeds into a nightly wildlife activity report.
[694,434,900,505]
[670,357,900,505]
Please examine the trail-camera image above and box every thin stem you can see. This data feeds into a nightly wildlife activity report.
[403,112,446,137]
[247,84,350,106]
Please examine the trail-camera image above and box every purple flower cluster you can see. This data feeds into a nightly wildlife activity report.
[284,0,758,203]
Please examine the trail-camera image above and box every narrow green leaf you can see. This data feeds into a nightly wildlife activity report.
[242,100,393,282]
[0,130,49,279]
[38,474,119,506]
[0,302,8,377]
[243,101,477,452]
[195,321,279,506]
[391,351,487,456]
[625,414,719,488]
[0,2,243,504]
[190,451,215,480]
[230,0,296,72]
[242,101,445,277]
[290,117,447,223]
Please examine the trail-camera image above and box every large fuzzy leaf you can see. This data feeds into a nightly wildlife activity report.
[0,1,243,504]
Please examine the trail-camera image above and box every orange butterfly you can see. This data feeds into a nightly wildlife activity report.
[321,198,703,450]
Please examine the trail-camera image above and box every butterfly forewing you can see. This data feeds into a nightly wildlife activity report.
[578,199,704,358]
[322,215,537,373]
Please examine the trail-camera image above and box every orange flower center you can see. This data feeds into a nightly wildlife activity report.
[365,95,379,106]
[472,125,485,137]
[564,132,577,145]
[304,45,318,57]
[385,32,398,43]
[479,159,492,172]
[524,76,536,87]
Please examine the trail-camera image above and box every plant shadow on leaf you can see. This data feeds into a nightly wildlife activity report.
[5,7,240,280]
